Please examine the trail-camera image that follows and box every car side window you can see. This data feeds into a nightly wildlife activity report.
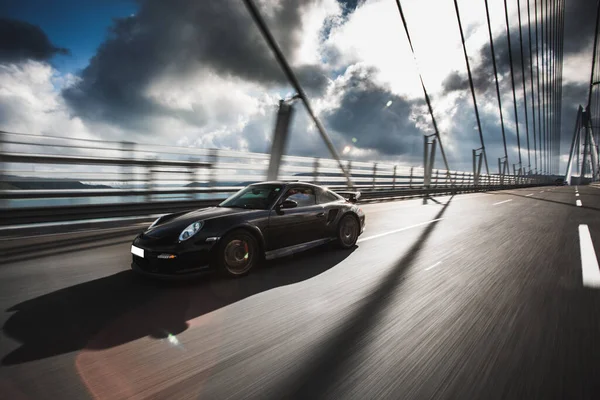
[317,190,340,204]
[283,187,316,207]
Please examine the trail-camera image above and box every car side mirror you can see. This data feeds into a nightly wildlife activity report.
[281,199,298,209]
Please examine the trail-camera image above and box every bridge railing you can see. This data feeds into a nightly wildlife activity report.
[0,131,552,228]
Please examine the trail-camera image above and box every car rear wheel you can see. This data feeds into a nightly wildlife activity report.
[216,230,259,277]
[336,215,359,249]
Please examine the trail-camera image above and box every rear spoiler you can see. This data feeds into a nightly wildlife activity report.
[336,191,361,203]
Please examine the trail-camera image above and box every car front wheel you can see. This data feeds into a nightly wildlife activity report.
[336,215,359,249]
[216,230,259,277]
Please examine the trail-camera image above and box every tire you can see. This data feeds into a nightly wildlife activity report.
[216,229,259,277]
[336,214,360,249]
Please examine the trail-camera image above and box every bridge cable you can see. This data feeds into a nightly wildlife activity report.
[546,0,552,174]
[546,0,556,174]
[548,0,553,173]
[393,0,453,179]
[527,0,538,173]
[587,0,600,178]
[596,0,600,144]
[552,0,556,173]
[552,0,557,173]
[484,0,509,167]
[596,0,600,147]
[563,0,567,170]
[596,0,600,145]
[556,0,563,174]
[546,0,553,173]
[587,0,600,109]
[241,0,354,188]
[593,0,600,144]
[517,0,532,173]
[503,0,524,172]
[548,0,554,173]
[553,0,559,173]
[540,0,547,174]
[535,0,543,174]
[453,0,489,175]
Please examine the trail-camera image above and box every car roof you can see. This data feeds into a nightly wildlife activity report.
[251,181,323,189]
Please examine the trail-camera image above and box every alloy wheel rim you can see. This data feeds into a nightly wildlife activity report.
[341,218,358,245]
[224,239,252,274]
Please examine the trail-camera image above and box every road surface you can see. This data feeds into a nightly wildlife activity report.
[1,186,600,399]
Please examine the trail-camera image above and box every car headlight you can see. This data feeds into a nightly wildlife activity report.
[148,217,162,230]
[179,221,203,242]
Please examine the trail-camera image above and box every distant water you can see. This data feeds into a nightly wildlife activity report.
[6,192,233,209]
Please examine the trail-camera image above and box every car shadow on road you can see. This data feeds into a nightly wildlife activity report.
[276,196,454,399]
[1,244,356,365]
[0,228,144,265]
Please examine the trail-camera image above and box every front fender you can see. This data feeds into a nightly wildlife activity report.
[218,223,267,255]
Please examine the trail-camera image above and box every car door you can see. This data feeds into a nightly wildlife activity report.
[267,186,327,250]
[317,188,345,237]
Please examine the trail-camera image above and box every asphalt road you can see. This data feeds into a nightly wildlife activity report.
[1,185,600,399]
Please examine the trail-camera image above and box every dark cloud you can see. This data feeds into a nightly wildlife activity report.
[338,0,363,18]
[447,24,535,98]
[63,0,329,127]
[0,18,69,63]
[323,67,425,157]
[437,0,594,172]
[446,0,597,98]
[563,0,598,55]
[318,66,529,170]
[559,81,588,148]
[442,71,468,93]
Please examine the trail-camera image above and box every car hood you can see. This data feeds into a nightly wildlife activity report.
[143,207,257,238]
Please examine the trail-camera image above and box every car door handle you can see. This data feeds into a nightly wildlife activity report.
[316,212,326,218]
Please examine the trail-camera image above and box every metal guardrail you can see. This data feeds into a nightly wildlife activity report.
[0,184,544,229]
[0,131,555,228]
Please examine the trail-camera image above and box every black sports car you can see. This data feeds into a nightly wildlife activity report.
[131,181,366,278]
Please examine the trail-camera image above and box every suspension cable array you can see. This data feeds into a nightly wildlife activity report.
[504,0,524,173]
[393,0,453,179]
[484,0,509,173]
[527,0,538,173]
[517,0,532,173]
[453,0,489,175]
[517,0,564,175]
[392,0,565,179]
[242,0,354,188]
[535,0,543,174]
[563,0,600,183]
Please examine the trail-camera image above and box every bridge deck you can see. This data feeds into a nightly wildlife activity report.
[1,186,599,399]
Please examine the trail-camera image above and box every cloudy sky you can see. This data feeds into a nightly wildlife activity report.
[0,0,596,173]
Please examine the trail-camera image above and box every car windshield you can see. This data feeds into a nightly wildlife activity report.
[218,184,283,210]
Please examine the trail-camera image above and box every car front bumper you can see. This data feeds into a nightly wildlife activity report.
[130,234,218,277]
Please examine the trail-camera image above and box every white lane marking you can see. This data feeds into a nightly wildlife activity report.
[576,186,579,191]
[576,199,582,207]
[578,225,600,288]
[424,261,442,271]
[526,193,534,197]
[540,190,545,193]
[576,193,580,197]
[357,218,443,243]
[492,199,513,206]
[438,194,488,202]
[362,193,488,214]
